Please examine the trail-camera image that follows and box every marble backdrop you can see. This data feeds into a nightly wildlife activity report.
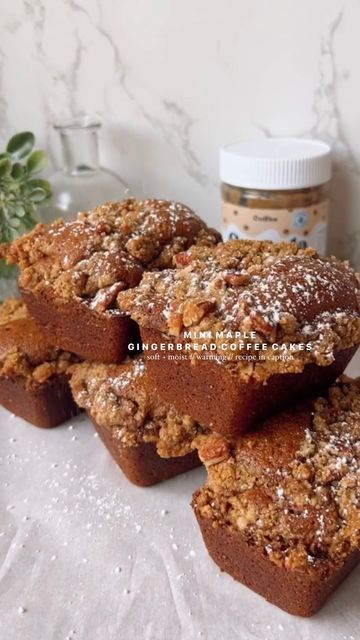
[1,0,360,264]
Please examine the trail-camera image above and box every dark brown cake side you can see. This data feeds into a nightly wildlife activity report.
[194,505,360,617]
[0,374,78,428]
[141,328,356,436]
[0,298,79,427]
[191,378,360,616]
[120,240,360,436]
[21,287,139,364]
[2,198,220,363]
[93,418,200,487]
[69,357,203,486]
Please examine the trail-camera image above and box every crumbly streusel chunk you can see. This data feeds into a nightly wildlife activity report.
[0,298,77,388]
[0,298,28,323]
[0,199,220,309]
[118,240,360,381]
[193,376,360,570]
[69,356,206,456]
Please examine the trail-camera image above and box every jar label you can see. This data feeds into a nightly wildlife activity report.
[221,200,328,253]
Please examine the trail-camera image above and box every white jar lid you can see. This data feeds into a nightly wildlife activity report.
[220,138,331,190]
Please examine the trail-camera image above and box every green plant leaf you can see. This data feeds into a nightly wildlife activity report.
[13,204,26,218]
[7,131,35,160]
[25,178,52,203]
[0,260,18,279]
[8,226,22,240]
[26,150,48,175]
[9,217,21,228]
[11,163,25,180]
[1,132,51,253]
[0,157,12,178]
[30,189,48,203]
[21,215,38,231]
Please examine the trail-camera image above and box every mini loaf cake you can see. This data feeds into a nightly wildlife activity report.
[69,356,205,486]
[192,376,360,616]
[119,240,360,436]
[0,298,79,427]
[0,198,220,363]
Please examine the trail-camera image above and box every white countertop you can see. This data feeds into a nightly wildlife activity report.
[1,353,359,640]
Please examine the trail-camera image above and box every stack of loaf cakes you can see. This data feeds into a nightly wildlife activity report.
[1,198,360,617]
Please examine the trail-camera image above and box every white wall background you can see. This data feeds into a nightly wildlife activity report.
[1,0,360,264]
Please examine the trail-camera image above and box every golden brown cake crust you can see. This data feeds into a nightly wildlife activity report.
[193,376,360,570]
[0,298,76,388]
[69,356,205,457]
[1,198,220,312]
[119,240,360,381]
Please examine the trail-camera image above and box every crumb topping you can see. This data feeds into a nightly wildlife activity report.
[69,356,205,456]
[119,240,360,381]
[0,199,220,311]
[0,298,77,388]
[193,376,360,570]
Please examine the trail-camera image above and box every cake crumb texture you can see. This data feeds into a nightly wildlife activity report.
[193,376,360,570]
[119,240,360,381]
[0,298,76,388]
[70,356,205,456]
[0,199,220,311]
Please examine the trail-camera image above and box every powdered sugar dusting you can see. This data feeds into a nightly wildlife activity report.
[196,376,360,569]
[5,198,219,311]
[70,357,202,454]
[119,240,360,380]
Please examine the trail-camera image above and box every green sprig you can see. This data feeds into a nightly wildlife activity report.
[0,131,52,278]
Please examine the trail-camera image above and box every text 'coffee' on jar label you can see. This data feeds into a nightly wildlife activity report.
[221,200,328,253]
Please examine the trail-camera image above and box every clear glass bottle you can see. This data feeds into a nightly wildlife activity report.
[41,118,131,223]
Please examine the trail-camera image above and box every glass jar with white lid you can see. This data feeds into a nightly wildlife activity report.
[220,138,331,253]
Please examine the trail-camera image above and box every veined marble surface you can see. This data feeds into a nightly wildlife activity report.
[0,0,360,264]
